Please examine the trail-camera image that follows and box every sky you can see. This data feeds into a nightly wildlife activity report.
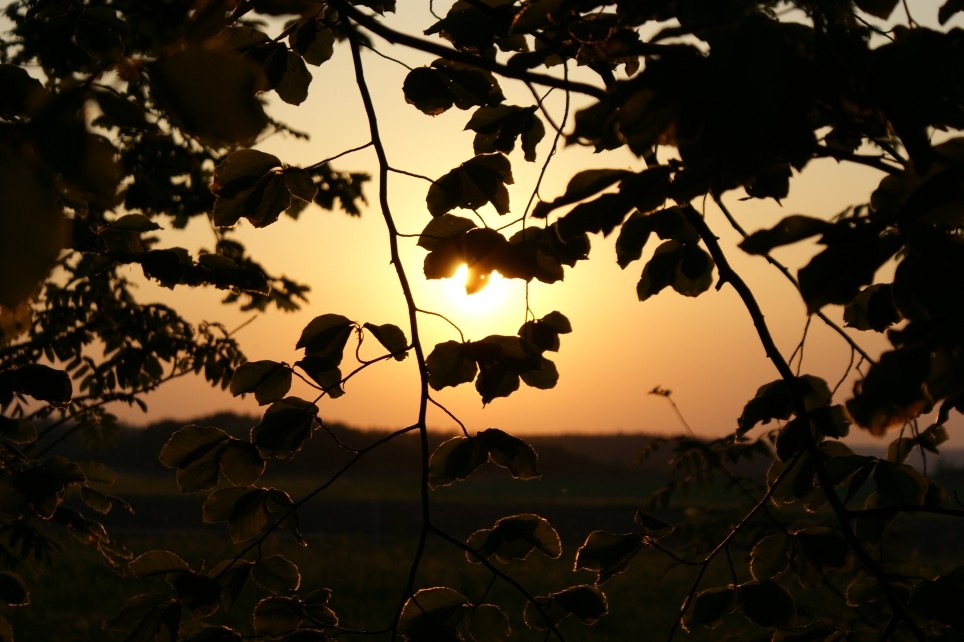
[117,2,959,448]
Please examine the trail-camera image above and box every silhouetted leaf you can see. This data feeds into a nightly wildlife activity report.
[750,533,791,581]
[158,425,231,493]
[467,513,561,562]
[615,211,655,268]
[428,436,487,487]
[843,284,901,331]
[854,0,899,19]
[479,428,539,479]
[0,572,28,606]
[129,550,191,578]
[219,441,266,487]
[426,341,478,390]
[203,487,269,543]
[254,596,304,636]
[363,323,409,360]
[0,64,46,117]
[150,46,267,146]
[739,215,830,255]
[872,461,928,507]
[252,555,301,594]
[524,585,608,629]
[399,587,467,641]
[2,364,72,404]
[404,67,455,115]
[251,397,318,459]
[418,214,477,250]
[212,149,290,228]
[296,314,355,364]
[230,360,292,405]
[738,375,832,436]
[289,18,335,65]
[685,586,734,630]
[459,604,510,642]
[737,580,795,628]
[575,531,645,583]
[793,527,849,589]
[533,169,632,219]
[939,0,964,24]
[465,105,545,161]
[295,357,344,398]
[427,154,514,217]
[105,593,181,642]
[847,348,932,435]
[634,511,674,537]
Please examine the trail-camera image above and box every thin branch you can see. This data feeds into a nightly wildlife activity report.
[306,141,374,171]
[686,207,927,641]
[712,194,876,366]
[336,2,605,99]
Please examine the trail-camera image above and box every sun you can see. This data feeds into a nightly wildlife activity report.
[441,264,518,317]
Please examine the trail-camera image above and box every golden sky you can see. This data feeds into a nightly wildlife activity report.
[118,2,958,448]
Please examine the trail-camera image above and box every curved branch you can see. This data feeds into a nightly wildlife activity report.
[335,1,606,99]
[686,207,926,641]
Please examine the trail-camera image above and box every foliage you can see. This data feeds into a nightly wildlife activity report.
[1,0,963,640]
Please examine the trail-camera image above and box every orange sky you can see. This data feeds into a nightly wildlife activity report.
[117,3,959,449]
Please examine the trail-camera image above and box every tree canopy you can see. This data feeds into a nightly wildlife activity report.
[1,0,963,640]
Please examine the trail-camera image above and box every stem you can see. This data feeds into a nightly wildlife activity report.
[686,207,926,641]
[342,12,434,639]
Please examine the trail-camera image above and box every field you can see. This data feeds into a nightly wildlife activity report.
[5,420,964,641]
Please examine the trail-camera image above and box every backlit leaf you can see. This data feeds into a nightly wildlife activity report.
[739,215,830,255]
[467,513,561,562]
[428,436,487,487]
[575,531,645,583]
[0,572,28,606]
[399,587,467,641]
[479,428,539,479]
[363,322,409,361]
[253,596,304,636]
[533,169,632,219]
[749,534,791,581]
[229,360,292,405]
[251,397,319,459]
[417,214,477,250]
[129,550,191,578]
[251,555,301,594]
[524,585,608,629]
[685,587,734,630]
[296,314,354,364]
[426,341,478,390]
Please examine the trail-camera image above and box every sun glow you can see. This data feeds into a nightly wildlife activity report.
[442,264,517,317]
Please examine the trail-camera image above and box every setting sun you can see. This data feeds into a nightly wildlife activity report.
[443,264,515,316]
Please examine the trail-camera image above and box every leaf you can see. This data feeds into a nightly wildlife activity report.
[296,314,355,364]
[465,105,545,161]
[533,169,633,219]
[230,360,292,405]
[637,241,680,301]
[459,604,510,642]
[672,243,714,296]
[272,51,312,105]
[872,460,928,507]
[0,64,46,117]
[363,322,409,360]
[149,46,267,146]
[854,0,899,19]
[253,596,304,636]
[203,487,269,543]
[939,0,964,24]
[575,531,645,583]
[738,215,830,255]
[295,357,344,398]
[749,534,791,581]
[5,364,72,404]
[219,441,266,487]
[467,513,561,562]
[737,375,832,436]
[399,587,467,641]
[251,555,301,594]
[284,168,318,203]
[129,550,191,578]
[289,18,335,66]
[0,572,28,606]
[171,572,222,619]
[250,397,319,459]
[212,149,290,228]
[634,511,674,537]
[615,211,654,268]
[524,585,608,629]
[158,425,231,493]
[427,154,514,217]
[426,341,478,390]
[685,587,734,630]
[417,214,477,250]
[737,580,795,628]
[843,284,901,332]
[403,67,455,116]
[479,428,539,479]
[428,436,488,487]
[105,593,181,642]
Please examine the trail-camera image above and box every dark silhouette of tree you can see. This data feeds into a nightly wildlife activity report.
[1,0,963,640]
